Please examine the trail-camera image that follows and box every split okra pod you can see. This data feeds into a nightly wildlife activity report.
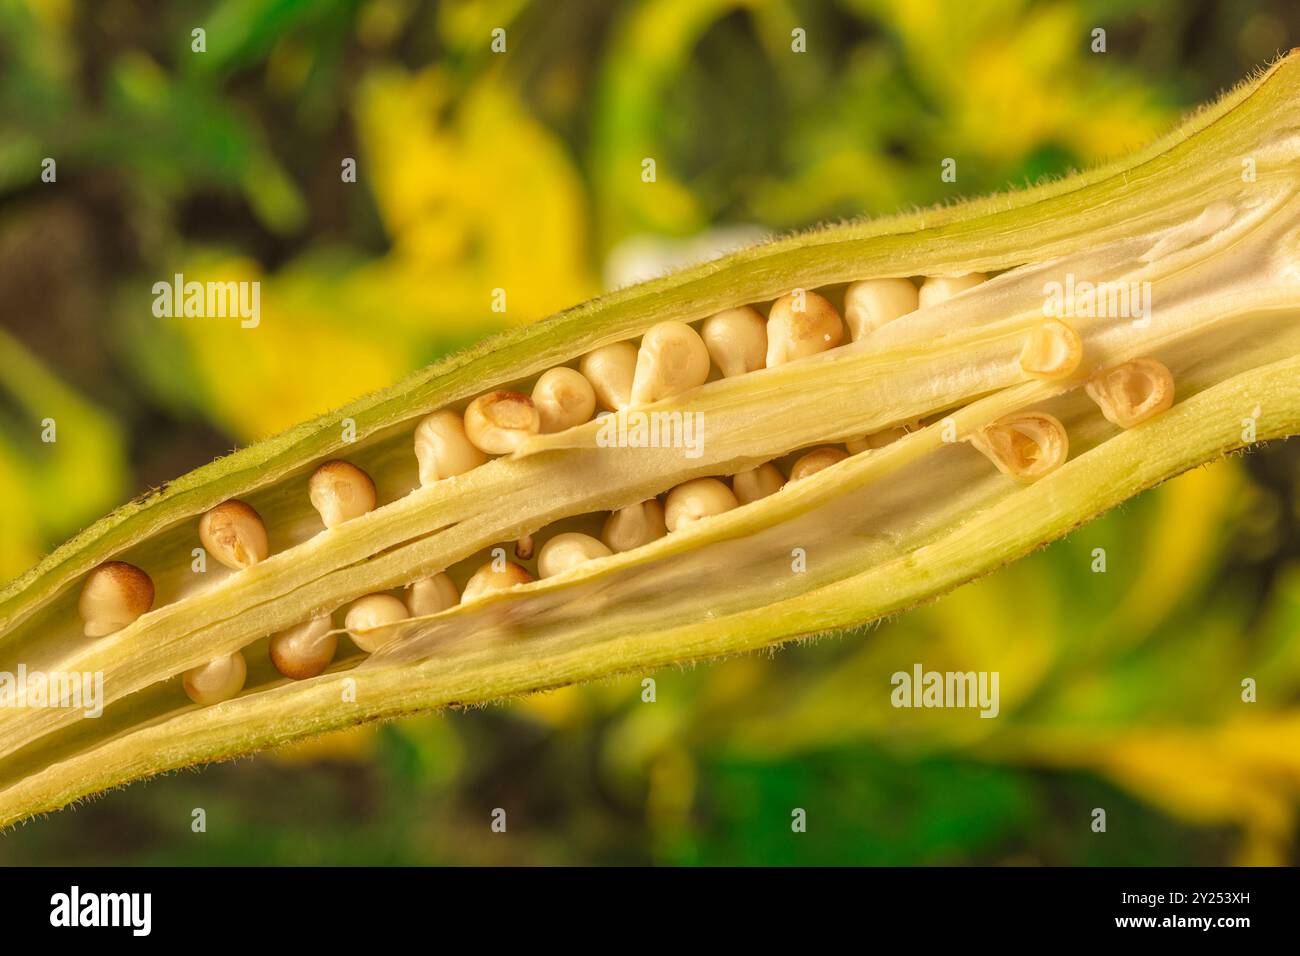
[3,53,1300,826]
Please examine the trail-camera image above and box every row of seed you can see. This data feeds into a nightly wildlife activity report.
[74,271,1177,707]
[169,276,994,702]
[416,274,993,471]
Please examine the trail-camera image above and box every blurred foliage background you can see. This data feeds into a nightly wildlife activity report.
[2,0,1300,865]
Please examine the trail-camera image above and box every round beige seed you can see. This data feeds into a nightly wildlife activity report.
[269,615,337,681]
[79,561,155,638]
[406,572,460,616]
[968,411,1069,481]
[789,446,849,482]
[537,533,613,578]
[414,410,488,485]
[843,277,919,340]
[183,651,247,706]
[461,560,534,602]
[601,499,668,552]
[765,289,844,366]
[1084,358,1175,428]
[309,460,377,529]
[532,367,597,433]
[665,478,738,532]
[630,321,711,405]
[580,342,639,411]
[732,463,785,504]
[918,273,987,309]
[1019,320,1083,380]
[701,306,767,377]
[345,594,409,653]
[464,391,541,455]
[198,499,269,570]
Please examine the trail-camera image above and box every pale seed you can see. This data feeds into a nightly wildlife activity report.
[601,499,668,552]
[269,615,337,681]
[665,478,738,532]
[198,499,269,570]
[79,561,155,638]
[537,533,613,578]
[461,560,534,602]
[843,277,918,340]
[630,321,711,405]
[344,594,409,653]
[701,307,767,378]
[789,446,849,482]
[414,410,488,485]
[406,572,460,616]
[845,420,923,455]
[732,463,785,504]
[918,273,987,309]
[464,391,541,455]
[183,651,247,706]
[580,342,639,412]
[765,290,845,366]
[532,367,596,433]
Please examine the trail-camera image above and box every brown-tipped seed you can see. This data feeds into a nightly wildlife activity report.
[309,460,377,529]
[514,534,535,560]
[732,462,785,504]
[630,321,711,405]
[537,533,613,578]
[845,419,924,455]
[1019,319,1083,379]
[461,560,534,602]
[414,409,489,485]
[665,478,739,532]
[701,307,767,378]
[79,561,155,638]
[765,289,844,366]
[580,342,639,411]
[918,273,987,309]
[464,390,541,455]
[1084,358,1175,428]
[789,446,850,482]
[345,594,409,653]
[531,367,597,433]
[198,499,269,570]
[601,499,668,552]
[407,572,460,616]
[183,651,247,706]
[843,277,919,340]
[269,615,337,681]
[968,411,1069,481]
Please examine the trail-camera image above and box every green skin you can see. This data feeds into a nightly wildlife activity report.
[1,53,1299,827]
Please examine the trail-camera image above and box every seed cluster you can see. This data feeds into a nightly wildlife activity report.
[72,269,1183,708]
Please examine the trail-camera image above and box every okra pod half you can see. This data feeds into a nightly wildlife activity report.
[2,53,1300,826]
